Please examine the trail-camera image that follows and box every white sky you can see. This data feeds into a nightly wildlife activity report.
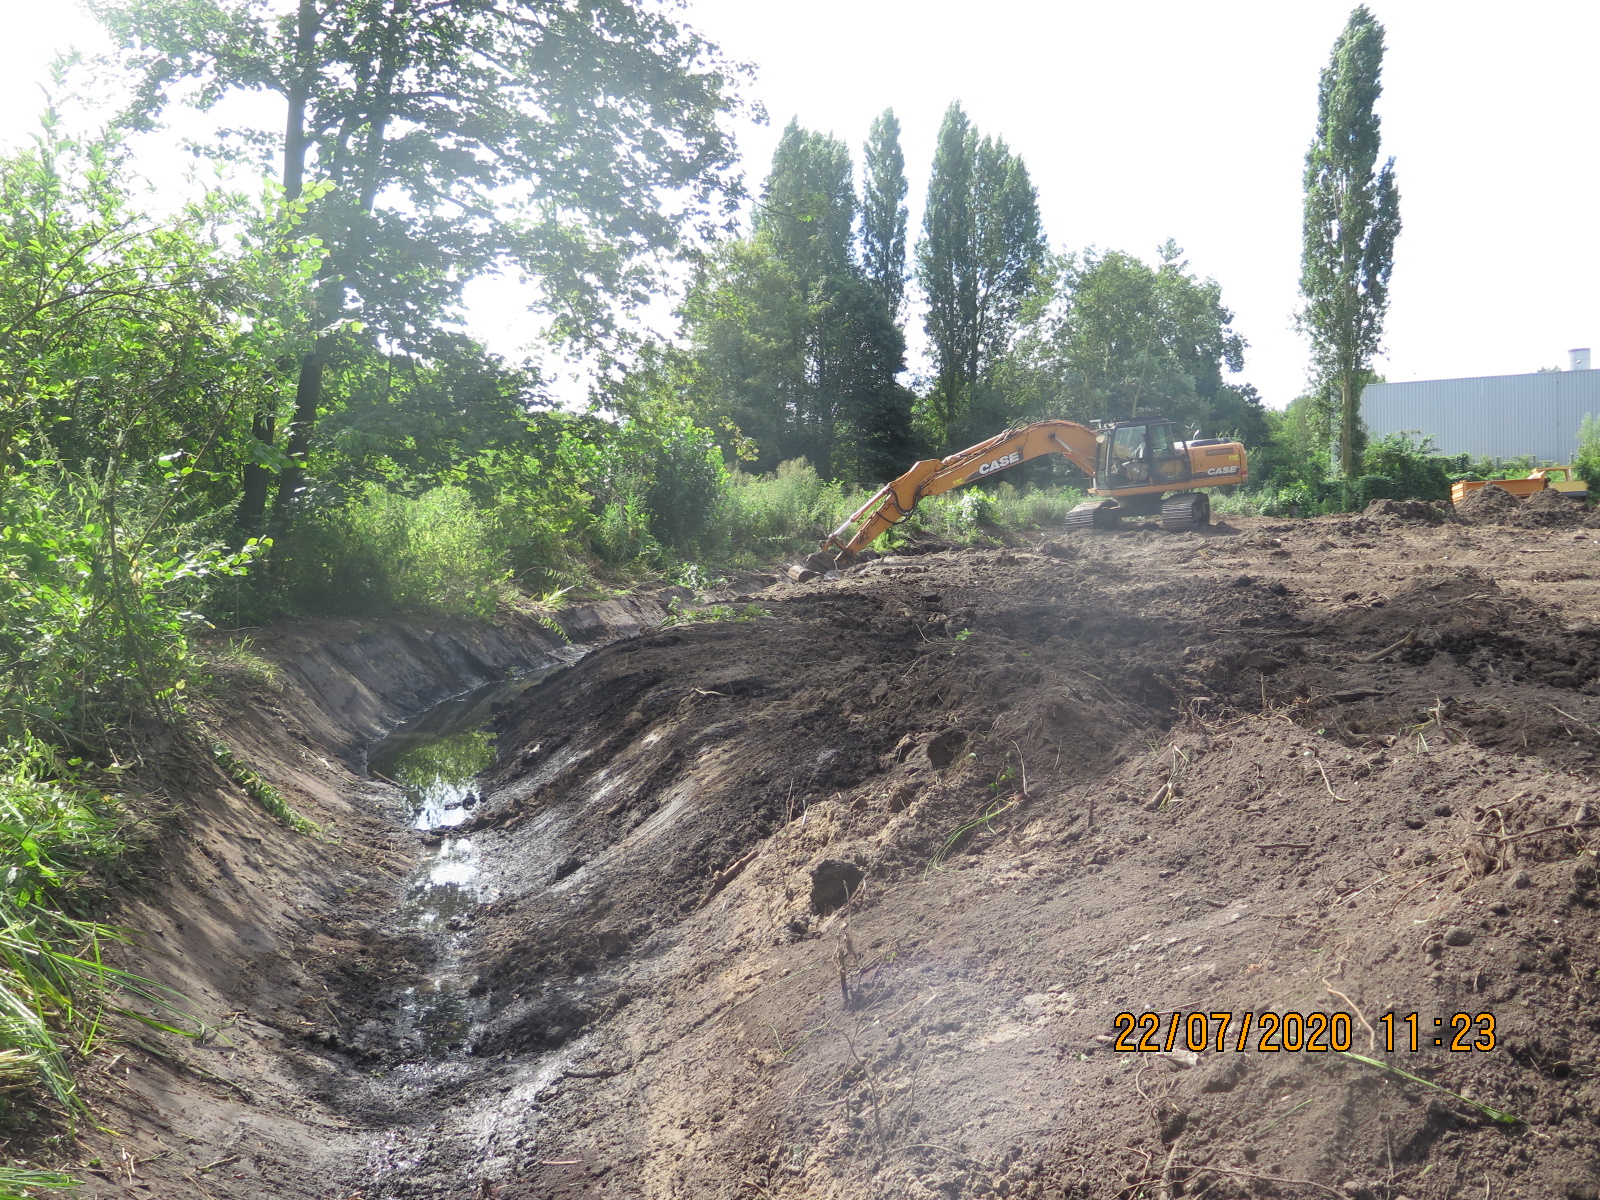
[2,0,1595,411]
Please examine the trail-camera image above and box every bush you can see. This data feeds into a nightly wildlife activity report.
[277,484,504,616]
[590,493,660,567]
[703,459,857,561]
[0,466,260,755]
[1576,415,1600,495]
[1359,432,1450,501]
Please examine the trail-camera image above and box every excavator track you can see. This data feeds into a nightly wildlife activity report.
[1160,492,1211,530]
[1065,500,1122,530]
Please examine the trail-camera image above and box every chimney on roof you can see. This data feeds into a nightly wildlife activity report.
[1570,348,1592,370]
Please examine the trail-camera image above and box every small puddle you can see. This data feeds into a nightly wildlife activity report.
[366,665,568,1055]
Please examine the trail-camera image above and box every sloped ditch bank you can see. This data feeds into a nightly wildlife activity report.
[325,519,1600,1200]
[63,593,685,1200]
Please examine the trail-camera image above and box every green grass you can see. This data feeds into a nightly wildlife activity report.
[1336,1050,1520,1125]
[210,742,321,836]
[0,760,200,1197]
[700,460,1086,566]
[658,598,771,628]
[0,1167,77,1197]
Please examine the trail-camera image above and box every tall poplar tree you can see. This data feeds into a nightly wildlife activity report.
[682,121,912,481]
[1299,5,1401,477]
[860,109,908,321]
[916,102,1045,447]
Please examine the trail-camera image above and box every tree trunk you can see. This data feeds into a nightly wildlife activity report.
[1339,374,1356,478]
[283,1,317,200]
[235,410,275,539]
[235,0,318,545]
[270,334,331,527]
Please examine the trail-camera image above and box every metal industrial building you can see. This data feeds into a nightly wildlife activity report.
[1362,350,1600,463]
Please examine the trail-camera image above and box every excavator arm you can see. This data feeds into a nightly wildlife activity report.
[821,421,1100,564]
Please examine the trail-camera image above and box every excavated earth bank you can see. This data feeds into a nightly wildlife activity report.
[59,504,1600,1200]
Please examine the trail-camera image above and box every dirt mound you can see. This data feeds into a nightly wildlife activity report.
[1362,497,1450,522]
[1514,485,1584,527]
[77,520,1600,1200]
[335,524,1600,1200]
[1453,482,1521,523]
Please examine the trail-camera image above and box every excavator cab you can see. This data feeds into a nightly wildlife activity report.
[1097,419,1192,492]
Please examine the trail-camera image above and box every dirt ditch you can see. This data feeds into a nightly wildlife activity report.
[56,504,1600,1200]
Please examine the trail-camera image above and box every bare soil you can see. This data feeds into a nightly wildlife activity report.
[48,504,1600,1200]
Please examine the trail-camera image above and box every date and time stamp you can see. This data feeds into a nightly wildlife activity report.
[1111,1010,1498,1054]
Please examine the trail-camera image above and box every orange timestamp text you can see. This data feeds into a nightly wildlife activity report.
[1112,1010,1498,1053]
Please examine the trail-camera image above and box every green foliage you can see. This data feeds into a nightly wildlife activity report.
[0,754,196,1129]
[889,482,1084,549]
[0,466,263,757]
[860,109,909,320]
[659,598,771,627]
[0,1167,77,1197]
[917,102,1047,446]
[590,494,661,569]
[1358,432,1451,501]
[1246,396,1330,491]
[210,743,318,836]
[1250,430,1459,514]
[275,484,505,617]
[0,117,309,488]
[1575,415,1600,493]
[1299,5,1401,477]
[95,0,748,536]
[701,459,858,562]
[680,120,912,483]
[999,242,1261,440]
[598,416,728,553]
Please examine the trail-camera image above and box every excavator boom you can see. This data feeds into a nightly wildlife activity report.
[823,421,1100,562]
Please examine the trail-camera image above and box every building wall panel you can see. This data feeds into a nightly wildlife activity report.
[1362,372,1600,462]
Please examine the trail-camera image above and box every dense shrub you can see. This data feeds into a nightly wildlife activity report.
[704,459,857,561]
[276,484,505,616]
[1576,415,1600,494]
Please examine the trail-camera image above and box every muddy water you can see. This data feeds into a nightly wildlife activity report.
[366,664,568,1056]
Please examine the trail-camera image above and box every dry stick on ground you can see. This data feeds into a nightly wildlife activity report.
[1154,1136,1184,1200]
[1355,631,1416,664]
[1009,739,1032,798]
[1550,704,1600,737]
[1496,820,1600,843]
[1323,980,1378,1053]
[1314,758,1352,802]
[1177,1163,1345,1198]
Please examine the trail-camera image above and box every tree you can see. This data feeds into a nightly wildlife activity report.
[1299,5,1401,478]
[91,0,746,534]
[996,242,1263,442]
[916,102,1045,447]
[680,120,912,482]
[860,108,908,321]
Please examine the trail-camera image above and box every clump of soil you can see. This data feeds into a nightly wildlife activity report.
[1453,482,1521,523]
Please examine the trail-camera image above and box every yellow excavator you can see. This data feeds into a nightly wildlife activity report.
[812,416,1248,568]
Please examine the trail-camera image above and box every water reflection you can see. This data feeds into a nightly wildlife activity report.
[365,670,566,1055]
